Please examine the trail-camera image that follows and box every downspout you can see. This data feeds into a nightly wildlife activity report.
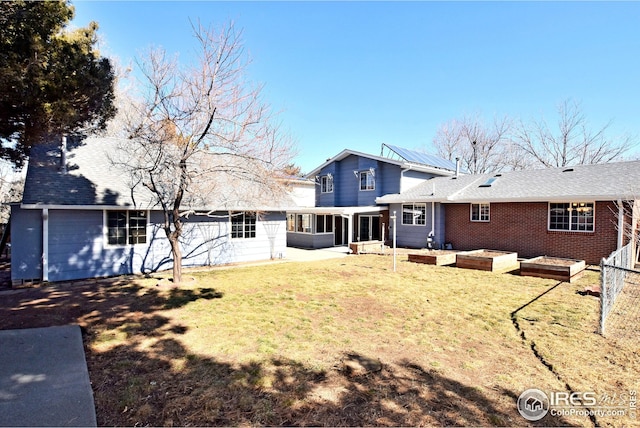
[430,182,436,238]
[617,199,624,250]
[400,165,413,193]
[42,208,49,282]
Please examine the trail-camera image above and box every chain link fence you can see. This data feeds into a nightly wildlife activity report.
[600,243,640,341]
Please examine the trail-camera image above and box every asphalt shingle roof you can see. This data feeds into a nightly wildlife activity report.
[377,161,640,204]
[22,136,295,211]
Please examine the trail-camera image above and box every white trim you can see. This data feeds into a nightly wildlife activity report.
[103,209,150,248]
[401,203,427,226]
[320,175,334,193]
[470,203,490,222]
[547,201,595,233]
[306,149,456,177]
[359,171,376,191]
[42,208,49,282]
[229,211,257,239]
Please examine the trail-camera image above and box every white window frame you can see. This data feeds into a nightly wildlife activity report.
[470,203,490,222]
[296,213,312,234]
[402,203,426,226]
[315,214,334,234]
[286,213,295,232]
[320,175,333,193]
[104,210,148,247]
[548,202,595,232]
[359,171,375,191]
[230,212,257,239]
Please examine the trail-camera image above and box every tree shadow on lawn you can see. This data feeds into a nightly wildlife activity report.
[0,278,578,427]
[0,277,223,331]
[89,340,580,427]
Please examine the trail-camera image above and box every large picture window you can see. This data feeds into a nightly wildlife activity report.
[402,204,426,225]
[470,203,490,222]
[549,202,594,231]
[106,210,147,246]
[231,212,256,239]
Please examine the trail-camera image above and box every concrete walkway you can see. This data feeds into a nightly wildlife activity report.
[0,325,96,427]
[284,246,350,262]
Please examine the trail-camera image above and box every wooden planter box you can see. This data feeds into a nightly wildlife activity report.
[408,250,458,266]
[456,249,519,272]
[520,256,586,282]
[349,240,385,255]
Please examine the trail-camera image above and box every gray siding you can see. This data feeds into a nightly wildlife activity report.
[11,208,287,282]
[379,162,401,196]
[316,164,337,207]
[391,202,445,249]
[48,209,131,282]
[336,155,359,206]
[10,205,42,281]
[314,154,434,208]
[287,232,334,249]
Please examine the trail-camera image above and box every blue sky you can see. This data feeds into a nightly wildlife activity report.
[72,1,640,173]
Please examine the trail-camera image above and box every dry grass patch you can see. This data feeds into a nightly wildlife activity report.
[0,256,637,426]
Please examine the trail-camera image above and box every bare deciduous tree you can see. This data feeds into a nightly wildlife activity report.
[113,22,295,284]
[431,114,513,173]
[513,98,634,168]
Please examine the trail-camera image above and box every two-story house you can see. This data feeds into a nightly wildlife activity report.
[286,144,458,249]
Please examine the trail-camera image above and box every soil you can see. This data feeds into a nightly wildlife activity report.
[530,256,580,267]
[464,250,513,258]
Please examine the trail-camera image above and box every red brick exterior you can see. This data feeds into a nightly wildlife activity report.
[444,201,630,264]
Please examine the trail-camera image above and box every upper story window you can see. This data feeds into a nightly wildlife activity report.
[231,212,256,239]
[402,203,426,226]
[320,175,333,193]
[470,203,490,222]
[359,171,375,191]
[549,202,594,232]
[106,210,147,246]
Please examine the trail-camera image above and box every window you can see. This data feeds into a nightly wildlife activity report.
[231,212,256,238]
[471,203,490,222]
[320,175,333,193]
[549,202,594,231]
[287,214,295,232]
[359,171,375,191]
[402,204,426,225]
[296,214,312,233]
[316,214,334,234]
[106,210,147,246]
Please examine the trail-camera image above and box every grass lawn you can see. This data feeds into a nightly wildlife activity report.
[1,255,638,426]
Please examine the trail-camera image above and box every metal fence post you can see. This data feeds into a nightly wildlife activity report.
[599,257,607,335]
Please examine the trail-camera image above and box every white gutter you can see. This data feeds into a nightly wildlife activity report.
[42,208,49,282]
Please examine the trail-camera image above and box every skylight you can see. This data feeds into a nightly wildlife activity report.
[479,177,498,188]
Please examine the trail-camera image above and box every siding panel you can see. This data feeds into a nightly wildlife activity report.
[10,206,42,281]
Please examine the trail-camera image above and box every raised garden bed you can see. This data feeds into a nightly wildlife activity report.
[408,250,458,266]
[456,249,519,272]
[349,240,385,255]
[520,256,586,282]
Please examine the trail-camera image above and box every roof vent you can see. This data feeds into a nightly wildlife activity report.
[563,168,574,172]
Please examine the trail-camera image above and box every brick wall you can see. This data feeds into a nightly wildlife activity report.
[444,201,627,264]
